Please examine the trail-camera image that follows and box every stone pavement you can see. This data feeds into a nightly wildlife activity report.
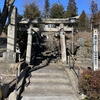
[21,62,80,100]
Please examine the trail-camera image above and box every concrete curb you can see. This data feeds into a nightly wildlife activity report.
[61,64,80,100]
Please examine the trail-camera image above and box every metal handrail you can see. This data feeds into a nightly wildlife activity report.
[68,49,83,71]
[67,49,83,78]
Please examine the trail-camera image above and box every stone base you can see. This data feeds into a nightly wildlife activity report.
[0,63,16,75]
[3,52,16,63]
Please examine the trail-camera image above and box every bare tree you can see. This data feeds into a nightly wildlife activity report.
[44,0,50,18]
[90,0,98,15]
[90,0,98,27]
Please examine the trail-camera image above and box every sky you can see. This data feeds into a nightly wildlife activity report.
[0,0,100,15]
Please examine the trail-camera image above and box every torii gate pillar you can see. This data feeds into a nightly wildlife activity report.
[26,24,33,64]
[60,23,67,63]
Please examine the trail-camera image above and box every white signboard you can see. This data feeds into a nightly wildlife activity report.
[93,29,98,71]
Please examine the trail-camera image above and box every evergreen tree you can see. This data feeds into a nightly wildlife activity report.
[0,9,1,16]
[78,10,90,32]
[50,3,64,18]
[44,0,50,18]
[23,2,40,18]
[65,0,78,18]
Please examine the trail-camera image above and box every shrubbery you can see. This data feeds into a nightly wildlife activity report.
[79,69,100,100]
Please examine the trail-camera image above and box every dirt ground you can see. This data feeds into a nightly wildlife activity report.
[76,31,100,51]
[74,31,100,70]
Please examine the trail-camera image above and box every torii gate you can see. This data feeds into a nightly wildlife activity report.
[18,17,79,64]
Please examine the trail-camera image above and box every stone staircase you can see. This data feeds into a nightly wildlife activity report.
[19,42,79,100]
[21,63,79,100]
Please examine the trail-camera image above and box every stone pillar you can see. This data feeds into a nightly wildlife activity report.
[7,6,17,52]
[3,6,17,63]
[60,23,67,63]
[26,24,33,64]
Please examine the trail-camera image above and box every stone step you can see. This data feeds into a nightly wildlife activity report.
[34,60,42,63]
[31,71,67,75]
[30,72,69,82]
[31,66,65,73]
[42,60,48,63]
[31,71,68,77]
[29,77,69,83]
[21,64,79,100]
[21,95,79,100]
[22,89,73,96]
[33,60,48,66]
[30,79,69,84]
[25,82,72,90]
[36,55,43,58]
[30,70,66,76]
